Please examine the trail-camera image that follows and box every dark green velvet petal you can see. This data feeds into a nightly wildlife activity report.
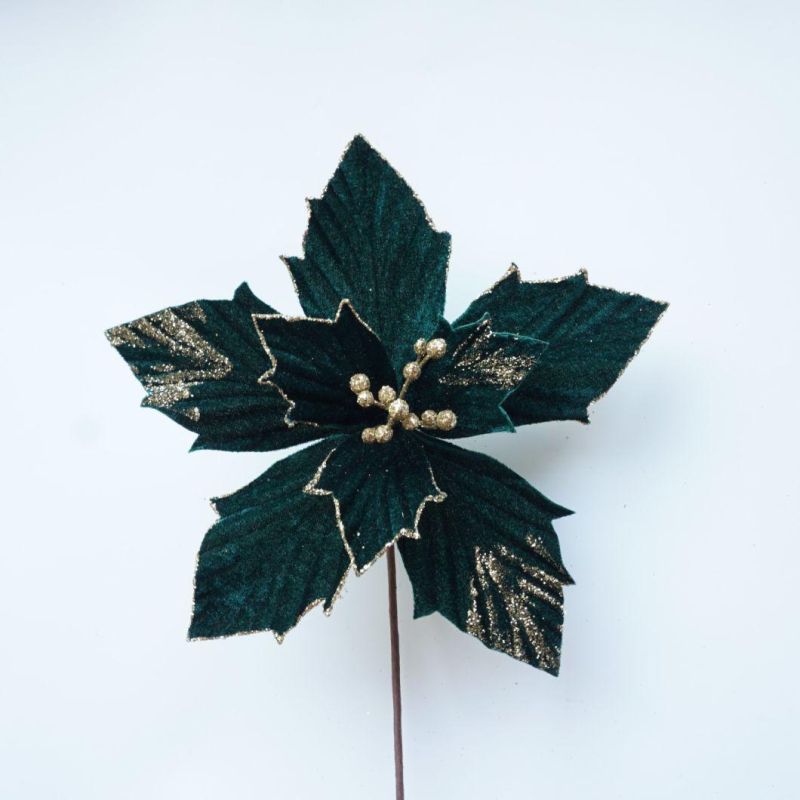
[455,267,668,424]
[408,316,548,438]
[189,439,351,640]
[253,300,395,430]
[106,283,330,452]
[283,135,451,374]
[312,432,445,574]
[399,436,573,674]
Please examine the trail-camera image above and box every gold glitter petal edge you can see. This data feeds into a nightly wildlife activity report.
[567,268,669,416]
[252,298,380,430]
[352,463,447,577]
[303,445,358,567]
[304,445,447,577]
[273,565,351,644]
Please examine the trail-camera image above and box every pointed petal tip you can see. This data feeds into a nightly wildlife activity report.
[554,503,576,519]
[340,133,378,162]
[505,263,522,283]
[544,660,561,677]
[349,132,373,150]
[232,281,258,304]
[187,621,202,641]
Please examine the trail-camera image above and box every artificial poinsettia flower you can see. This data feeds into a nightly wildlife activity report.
[107,135,666,675]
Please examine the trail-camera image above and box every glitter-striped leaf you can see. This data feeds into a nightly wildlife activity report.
[399,436,573,674]
[106,283,331,452]
[455,267,667,424]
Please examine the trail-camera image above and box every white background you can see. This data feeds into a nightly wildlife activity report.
[1,2,798,798]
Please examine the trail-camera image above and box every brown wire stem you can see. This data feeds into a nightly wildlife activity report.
[386,545,405,800]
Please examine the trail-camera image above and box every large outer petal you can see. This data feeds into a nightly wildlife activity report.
[282,135,451,374]
[189,439,351,640]
[455,267,668,424]
[106,284,329,451]
[399,436,573,674]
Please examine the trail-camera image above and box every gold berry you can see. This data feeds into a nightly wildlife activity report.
[420,409,437,428]
[435,409,457,431]
[356,390,374,407]
[388,398,410,419]
[349,373,370,393]
[402,413,420,431]
[425,338,447,359]
[377,385,397,405]
[361,427,377,444]
[374,424,394,444]
[402,361,422,381]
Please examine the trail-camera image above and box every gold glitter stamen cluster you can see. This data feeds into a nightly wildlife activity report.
[349,337,458,444]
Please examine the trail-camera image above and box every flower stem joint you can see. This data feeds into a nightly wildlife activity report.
[350,338,458,444]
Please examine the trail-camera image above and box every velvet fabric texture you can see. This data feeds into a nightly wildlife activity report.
[190,439,349,640]
[399,437,573,675]
[107,135,667,674]
[282,134,451,377]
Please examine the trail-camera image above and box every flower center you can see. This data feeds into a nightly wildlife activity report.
[349,337,458,444]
